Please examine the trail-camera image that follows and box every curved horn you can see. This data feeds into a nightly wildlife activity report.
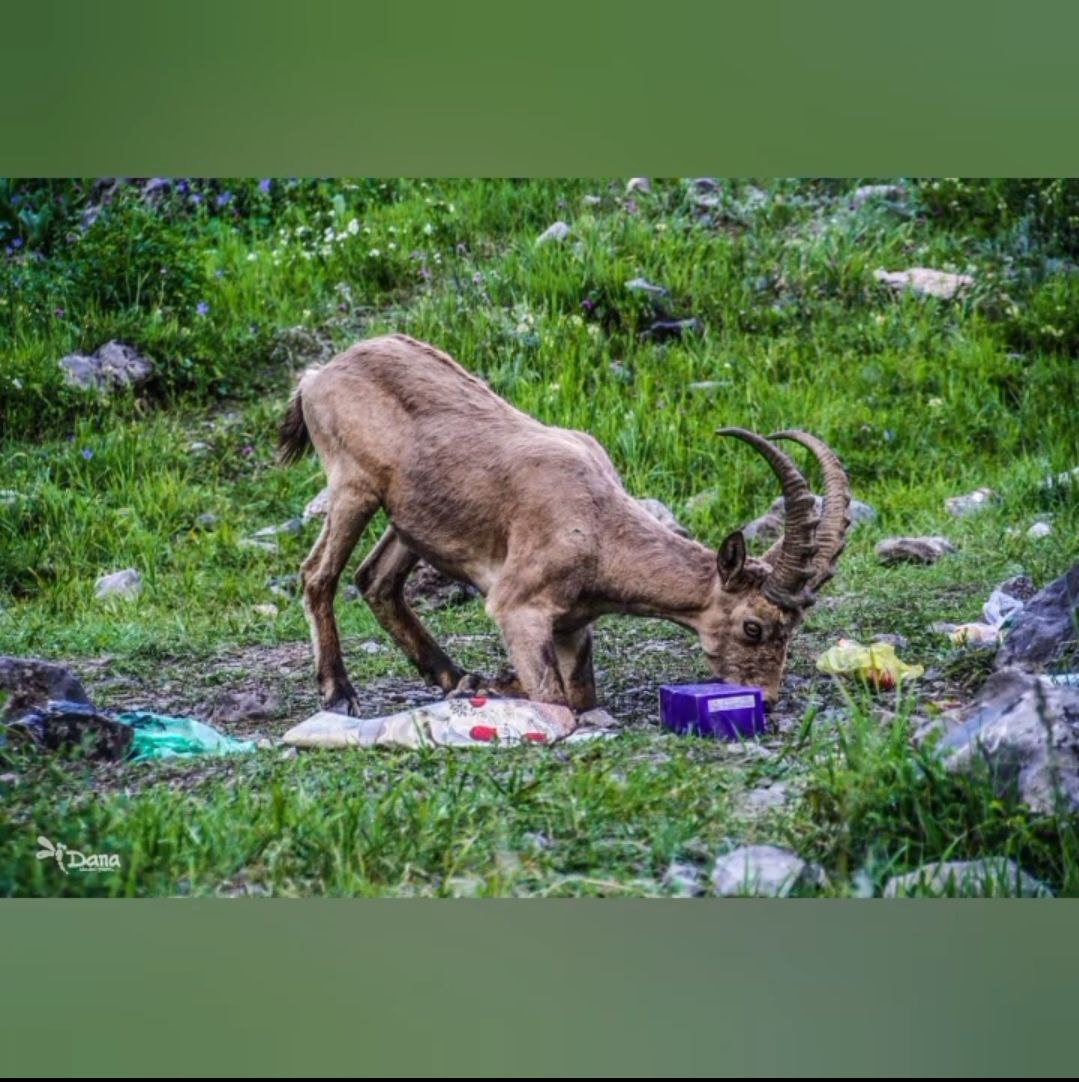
[716,428,819,609]
[768,430,852,592]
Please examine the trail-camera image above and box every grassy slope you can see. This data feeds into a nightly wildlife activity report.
[1,177,1077,896]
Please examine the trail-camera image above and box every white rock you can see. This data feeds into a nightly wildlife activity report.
[712,844,825,897]
[253,603,279,617]
[625,177,651,194]
[944,487,997,516]
[303,486,331,520]
[536,221,570,245]
[884,858,1051,898]
[94,568,141,600]
[851,184,904,206]
[1027,521,1052,539]
[874,267,974,300]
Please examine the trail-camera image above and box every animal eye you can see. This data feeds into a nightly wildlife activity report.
[743,620,763,641]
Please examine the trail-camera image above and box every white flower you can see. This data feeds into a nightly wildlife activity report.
[369,248,381,258]
[347,218,359,235]
[388,242,397,251]
[247,252,257,261]
[423,223,434,236]
[323,227,334,241]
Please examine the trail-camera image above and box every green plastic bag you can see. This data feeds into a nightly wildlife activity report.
[115,711,256,761]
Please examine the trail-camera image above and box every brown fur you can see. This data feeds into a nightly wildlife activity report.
[281,333,832,712]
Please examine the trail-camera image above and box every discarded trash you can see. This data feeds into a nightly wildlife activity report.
[116,711,257,761]
[659,682,766,739]
[941,586,1028,647]
[3,698,134,761]
[282,696,583,750]
[816,640,924,690]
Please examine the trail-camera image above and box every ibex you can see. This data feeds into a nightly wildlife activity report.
[278,334,851,715]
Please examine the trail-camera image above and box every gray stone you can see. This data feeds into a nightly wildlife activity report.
[626,177,651,194]
[94,568,141,600]
[739,783,790,813]
[662,861,705,896]
[874,267,974,300]
[995,564,1079,672]
[303,486,331,520]
[939,666,1079,814]
[884,858,1051,898]
[637,497,690,539]
[870,633,909,650]
[712,845,826,897]
[210,689,280,725]
[59,340,153,392]
[876,536,956,565]
[944,487,997,516]
[536,220,570,245]
[851,184,904,207]
[625,277,668,296]
[744,494,875,545]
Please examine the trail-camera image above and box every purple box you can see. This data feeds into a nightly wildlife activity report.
[658,682,766,740]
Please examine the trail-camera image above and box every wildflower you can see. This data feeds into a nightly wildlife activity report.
[369,248,381,258]
[216,191,233,207]
[258,178,271,194]
[241,445,254,456]
[11,237,22,249]
[53,306,65,318]
[581,298,595,312]
[423,223,434,236]
[347,218,359,235]
[214,269,224,278]
[472,272,483,285]
[81,448,93,460]
[196,301,209,316]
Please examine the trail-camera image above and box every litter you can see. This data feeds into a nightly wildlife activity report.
[282,696,584,750]
[934,585,1026,647]
[115,711,257,761]
[659,682,766,739]
[816,639,924,690]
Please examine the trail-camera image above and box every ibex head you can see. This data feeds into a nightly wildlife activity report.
[695,429,852,706]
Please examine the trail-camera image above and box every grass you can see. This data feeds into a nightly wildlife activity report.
[1,177,1077,896]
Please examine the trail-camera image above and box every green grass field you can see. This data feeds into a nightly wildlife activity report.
[1,177,1077,896]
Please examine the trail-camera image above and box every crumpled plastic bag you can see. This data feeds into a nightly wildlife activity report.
[115,711,257,761]
[816,639,924,690]
[936,587,1026,646]
[283,696,587,750]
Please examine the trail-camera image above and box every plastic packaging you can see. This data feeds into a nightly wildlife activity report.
[816,639,924,690]
[282,696,580,750]
[115,711,257,761]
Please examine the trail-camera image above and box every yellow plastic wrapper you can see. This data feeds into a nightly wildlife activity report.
[815,639,924,691]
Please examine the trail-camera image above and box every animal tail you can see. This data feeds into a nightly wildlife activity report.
[277,380,312,465]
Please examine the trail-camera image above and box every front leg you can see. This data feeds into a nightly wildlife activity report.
[490,605,570,707]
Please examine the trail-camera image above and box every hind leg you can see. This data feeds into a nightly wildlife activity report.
[301,484,379,714]
[356,526,468,692]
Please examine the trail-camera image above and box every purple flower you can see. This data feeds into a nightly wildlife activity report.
[176,180,189,195]
[53,307,65,318]
[241,445,254,456]
[81,448,93,461]
[191,193,202,205]
[216,191,233,207]
[11,237,22,249]
[581,298,595,312]
[258,178,271,194]
[214,269,224,278]
[472,272,483,285]
[196,301,209,316]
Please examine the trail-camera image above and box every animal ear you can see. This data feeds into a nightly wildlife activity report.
[717,530,747,586]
